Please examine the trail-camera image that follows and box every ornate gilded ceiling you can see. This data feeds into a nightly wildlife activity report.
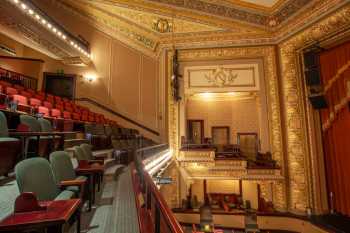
[0,0,348,58]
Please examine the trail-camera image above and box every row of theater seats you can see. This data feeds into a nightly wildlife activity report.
[15,143,105,215]
[0,80,117,124]
[85,123,155,150]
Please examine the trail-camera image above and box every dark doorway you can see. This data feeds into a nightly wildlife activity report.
[187,120,204,144]
[43,72,76,99]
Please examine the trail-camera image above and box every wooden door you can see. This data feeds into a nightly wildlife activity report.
[187,120,204,144]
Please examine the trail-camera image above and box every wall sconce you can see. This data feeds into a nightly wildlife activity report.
[83,73,97,83]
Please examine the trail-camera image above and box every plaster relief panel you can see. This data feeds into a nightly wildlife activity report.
[184,63,260,94]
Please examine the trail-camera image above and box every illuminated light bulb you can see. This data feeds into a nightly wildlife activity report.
[21,3,27,10]
[13,0,19,4]
[57,31,62,36]
[74,44,78,48]
[52,27,57,33]
[70,41,74,45]
[62,35,67,40]
[41,19,46,25]
[35,14,40,20]
[28,9,34,15]
[47,23,52,29]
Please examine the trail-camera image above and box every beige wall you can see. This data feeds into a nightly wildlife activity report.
[186,98,260,145]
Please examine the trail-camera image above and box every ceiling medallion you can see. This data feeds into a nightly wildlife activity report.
[205,67,238,87]
[267,16,279,27]
[152,18,173,33]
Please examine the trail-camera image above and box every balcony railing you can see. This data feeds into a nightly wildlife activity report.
[132,144,184,233]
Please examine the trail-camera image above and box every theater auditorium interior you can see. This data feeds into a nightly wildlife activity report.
[0,0,350,233]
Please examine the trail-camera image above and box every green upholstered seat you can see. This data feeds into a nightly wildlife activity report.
[0,111,21,176]
[73,146,88,161]
[20,115,41,132]
[0,111,9,137]
[38,118,53,132]
[50,151,87,195]
[80,143,94,160]
[50,151,77,182]
[19,115,51,139]
[15,157,74,201]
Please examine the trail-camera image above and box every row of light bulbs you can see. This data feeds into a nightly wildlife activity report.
[11,0,91,58]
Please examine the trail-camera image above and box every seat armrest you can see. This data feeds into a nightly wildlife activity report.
[59,179,86,187]
[59,179,86,199]
[88,160,104,165]
[93,154,106,160]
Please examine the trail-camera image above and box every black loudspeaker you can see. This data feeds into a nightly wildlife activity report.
[303,50,322,86]
[309,93,328,109]
[303,46,328,109]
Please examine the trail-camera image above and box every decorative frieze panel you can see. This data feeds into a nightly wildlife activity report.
[184,64,260,94]
[178,150,215,162]
[180,166,283,180]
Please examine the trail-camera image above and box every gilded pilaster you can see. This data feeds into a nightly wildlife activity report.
[278,4,350,213]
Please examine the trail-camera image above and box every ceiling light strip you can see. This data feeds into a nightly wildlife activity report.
[10,0,91,58]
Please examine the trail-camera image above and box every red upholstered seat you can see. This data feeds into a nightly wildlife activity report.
[81,114,88,122]
[13,84,25,91]
[6,87,18,95]
[46,98,54,105]
[0,81,11,87]
[26,89,36,95]
[51,108,61,118]
[34,94,45,101]
[64,102,72,108]
[54,96,62,102]
[29,98,41,107]
[65,106,73,112]
[43,101,53,109]
[38,106,50,117]
[63,111,72,119]
[88,115,95,122]
[12,94,28,105]
[72,112,81,121]
[20,91,32,99]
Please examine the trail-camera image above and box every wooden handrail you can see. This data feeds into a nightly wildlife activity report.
[133,144,184,233]
[75,97,159,136]
[143,168,184,233]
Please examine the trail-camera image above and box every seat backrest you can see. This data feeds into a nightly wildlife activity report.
[38,106,50,117]
[15,157,60,201]
[12,94,28,105]
[51,108,61,118]
[20,115,41,132]
[80,143,94,160]
[73,146,88,160]
[0,111,9,137]
[43,101,53,109]
[38,118,53,132]
[29,98,41,107]
[13,84,25,91]
[63,111,72,119]
[20,91,32,99]
[49,151,76,182]
[5,87,17,95]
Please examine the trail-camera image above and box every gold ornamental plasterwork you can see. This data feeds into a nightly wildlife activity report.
[167,46,287,210]
[278,4,350,214]
[87,1,225,34]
